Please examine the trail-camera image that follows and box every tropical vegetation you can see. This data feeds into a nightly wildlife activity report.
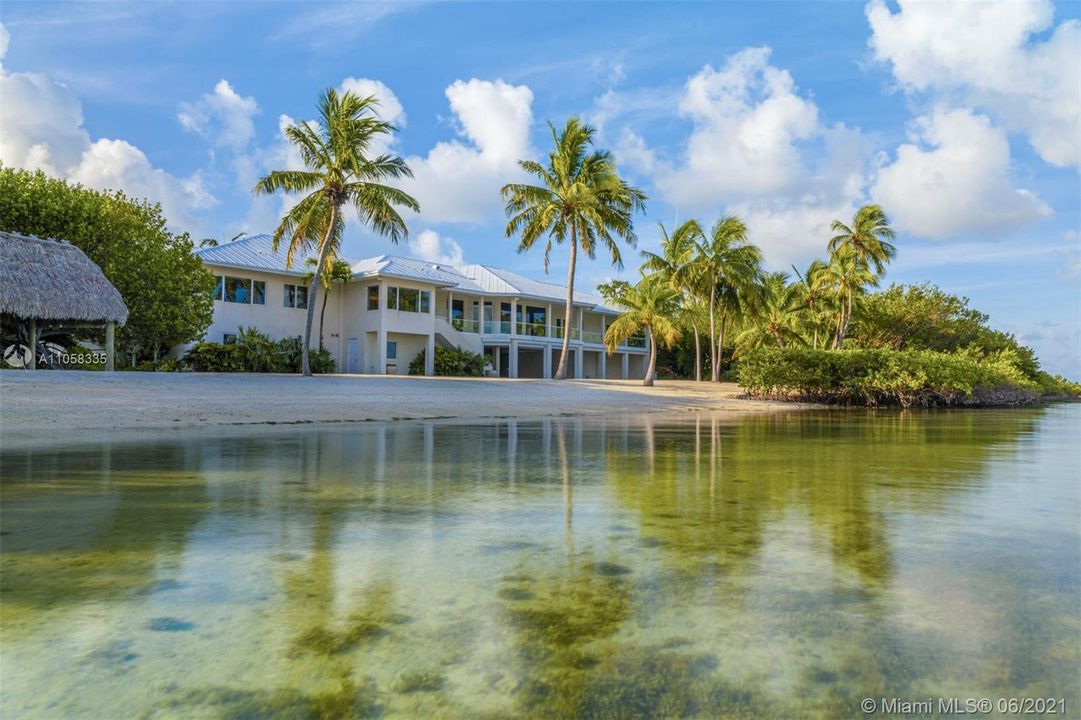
[254,88,419,376]
[602,275,682,386]
[502,117,646,380]
[184,327,335,374]
[0,167,215,364]
[408,346,487,377]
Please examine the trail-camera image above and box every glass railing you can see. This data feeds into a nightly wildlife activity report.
[437,316,480,333]
[516,322,548,337]
[626,336,646,348]
[580,331,604,345]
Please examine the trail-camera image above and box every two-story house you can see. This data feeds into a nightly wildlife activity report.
[195,235,649,378]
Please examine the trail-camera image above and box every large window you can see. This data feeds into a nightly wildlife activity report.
[386,341,397,360]
[386,286,431,314]
[284,284,308,309]
[367,285,379,310]
[214,276,265,305]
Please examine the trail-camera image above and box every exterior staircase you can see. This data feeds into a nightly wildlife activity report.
[435,317,484,355]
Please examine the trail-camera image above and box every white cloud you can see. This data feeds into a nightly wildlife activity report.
[867,0,1080,168]
[403,78,534,224]
[654,47,821,207]
[177,79,259,149]
[871,108,1050,238]
[0,23,9,60]
[0,24,214,231]
[407,229,465,265]
[338,77,405,157]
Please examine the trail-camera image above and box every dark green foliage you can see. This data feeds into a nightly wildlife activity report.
[408,346,486,376]
[0,167,215,360]
[736,346,1062,407]
[183,328,335,373]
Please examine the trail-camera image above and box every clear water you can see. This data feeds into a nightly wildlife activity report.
[1,407,1078,719]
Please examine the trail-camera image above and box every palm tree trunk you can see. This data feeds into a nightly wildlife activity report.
[319,290,329,350]
[554,225,577,380]
[303,205,338,376]
[839,290,854,348]
[715,307,728,383]
[708,282,718,383]
[693,326,701,382]
[643,326,656,387]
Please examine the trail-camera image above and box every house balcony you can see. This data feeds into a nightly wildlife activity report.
[436,316,645,350]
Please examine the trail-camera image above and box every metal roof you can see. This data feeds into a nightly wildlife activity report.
[197,235,621,314]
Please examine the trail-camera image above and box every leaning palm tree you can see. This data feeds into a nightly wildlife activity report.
[692,216,762,382]
[303,257,353,349]
[254,89,419,375]
[828,204,896,277]
[604,275,681,387]
[502,117,647,380]
[642,219,707,380]
[791,259,830,349]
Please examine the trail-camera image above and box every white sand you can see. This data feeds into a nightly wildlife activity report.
[0,371,794,442]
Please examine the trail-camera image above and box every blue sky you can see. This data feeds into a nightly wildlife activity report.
[2,1,1078,375]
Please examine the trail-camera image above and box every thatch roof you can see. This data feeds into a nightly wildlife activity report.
[0,230,129,324]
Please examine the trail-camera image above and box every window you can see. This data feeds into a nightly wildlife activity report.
[386,341,397,360]
[225,277,248,303]
[284,284,308,309]
[223,333,237,345]
[399,288,419,312]
[213,276,223,301]
[252,281,265,305]
[386,286,428,313]
[367,285,379,310]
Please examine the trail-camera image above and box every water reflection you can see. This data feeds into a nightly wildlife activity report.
[1,407,1077,719]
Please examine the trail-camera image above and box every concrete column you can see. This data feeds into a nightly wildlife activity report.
[448,290,453,318]
[510,297,517,336]
[543,344,552,379]
[425,333,435,376]
[574,346,583,379]
[577,307,583,341]
[599,350,607,380]
[546,303,552,338]
[509,339,519,378]
[621,352,629,380]
[377,327,387,375]
[105,321,115,372]
[28,319,37,370]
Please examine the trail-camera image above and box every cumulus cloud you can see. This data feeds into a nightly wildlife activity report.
[177,79,259,149]
[871,108,1050,238]
[654,48,821,206]
[339,77,405,156]
[0,24,214,231]
[407,229,465,265]
[867,0,1080,168]
[403,78,534,224]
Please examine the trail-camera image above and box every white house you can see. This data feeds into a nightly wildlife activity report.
[195,234,649,378]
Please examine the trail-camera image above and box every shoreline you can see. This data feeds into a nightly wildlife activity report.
[0,371,799,446]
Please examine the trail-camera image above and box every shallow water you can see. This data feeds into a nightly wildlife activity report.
[1,407,1078,719]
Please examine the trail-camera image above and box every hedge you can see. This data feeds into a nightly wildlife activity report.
[408,347,486,377]
[735,346,1057,407]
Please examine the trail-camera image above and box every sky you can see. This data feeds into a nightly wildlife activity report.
[1,0,1078,376]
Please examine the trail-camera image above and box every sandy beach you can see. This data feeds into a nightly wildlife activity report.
[0,371,793,439]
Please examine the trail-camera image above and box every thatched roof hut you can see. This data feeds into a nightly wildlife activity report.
[0,230,128,325]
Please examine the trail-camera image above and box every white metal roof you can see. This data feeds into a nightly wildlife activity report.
[197,234,620,314]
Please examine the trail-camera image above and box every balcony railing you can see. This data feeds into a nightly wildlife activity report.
[580,330,604,345]
[626,335,646,348]
[438,315,646,348]
[438,316,480,333]
[516,321,548,337]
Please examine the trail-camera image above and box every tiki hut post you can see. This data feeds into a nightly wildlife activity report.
[105,321,115,371]
[28,318,37,370]
[0,231,128,369]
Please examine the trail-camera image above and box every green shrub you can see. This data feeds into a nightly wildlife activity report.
[408,347,486,377]
[736,346,1056,407]
[131,357,182,372]
[184,331,335,374]
[184,342,243,372]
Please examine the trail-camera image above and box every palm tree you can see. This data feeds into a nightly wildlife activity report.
[816,248,877,348]
[642,220,707,381]
[501,117,647,380]
[791,259,830,349]
[254,89,419,376]
[692,216,762,382]
[828,204,896,276]
[737,272,805,349]
[303,257,353,349]
[604,275,682,387]
[198,231,246,249]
